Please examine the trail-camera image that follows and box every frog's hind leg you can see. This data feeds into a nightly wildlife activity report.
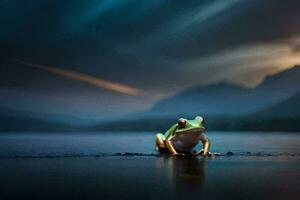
[155,133,167,152]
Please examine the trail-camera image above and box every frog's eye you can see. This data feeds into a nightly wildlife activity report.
[177,118,186,128]
[195,116,204,123]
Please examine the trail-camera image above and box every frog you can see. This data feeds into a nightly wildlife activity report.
[155,116,210,156]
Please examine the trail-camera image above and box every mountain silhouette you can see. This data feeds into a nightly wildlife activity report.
[150,65,300,117]
[91,66,300,132]
[257,93,300,119]
[93,92,300,132]
[257,65,300,97]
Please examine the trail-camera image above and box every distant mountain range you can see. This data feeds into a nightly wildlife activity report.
[1,65,300,132]
[257,93,300,119]
[91,66,300,132]
[149,65,300,117]
[92,92,300,132]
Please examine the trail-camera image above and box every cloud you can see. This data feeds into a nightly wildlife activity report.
[13,59,145,96]
[1,0,300,117]
[178,38,300,87]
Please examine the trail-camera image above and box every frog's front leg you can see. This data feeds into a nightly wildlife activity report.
[165,136,178,155]
[156,134,178,155]
[202,138,210,156]
[196,134,210,156]
[155,133,167,152]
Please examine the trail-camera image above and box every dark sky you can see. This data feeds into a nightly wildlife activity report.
[1,0,300,122]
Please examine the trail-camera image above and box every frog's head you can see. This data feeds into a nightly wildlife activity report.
[175,116,205,134]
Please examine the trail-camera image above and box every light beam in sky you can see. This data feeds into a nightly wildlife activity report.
[14,59,145,96]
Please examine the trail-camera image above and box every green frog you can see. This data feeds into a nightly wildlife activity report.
[155,116,210,156]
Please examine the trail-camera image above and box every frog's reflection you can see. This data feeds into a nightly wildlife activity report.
[155,156,206,195]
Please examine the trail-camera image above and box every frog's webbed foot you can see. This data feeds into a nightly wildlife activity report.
[175,152,193,157]
[194,149,212,157]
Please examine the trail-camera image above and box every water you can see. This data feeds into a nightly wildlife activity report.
[0,132,299,200]
[0,132,299,157]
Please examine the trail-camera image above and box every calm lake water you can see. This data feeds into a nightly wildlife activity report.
[0,131,299,157]
[0,132,299,200]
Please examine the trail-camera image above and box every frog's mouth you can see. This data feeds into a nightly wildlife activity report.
[174,127,204,139]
